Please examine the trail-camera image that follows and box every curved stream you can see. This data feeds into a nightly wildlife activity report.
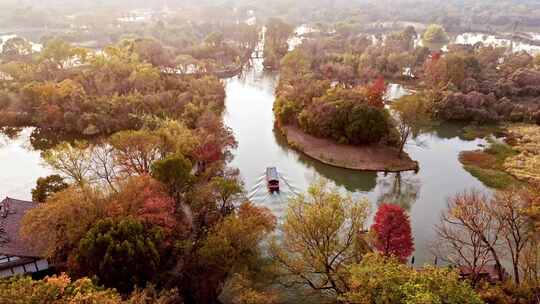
[223,57,490,265]
[0,68,490,265]
[0,29,507,266]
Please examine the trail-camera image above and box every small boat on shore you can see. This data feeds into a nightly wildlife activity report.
[266,167,280,193]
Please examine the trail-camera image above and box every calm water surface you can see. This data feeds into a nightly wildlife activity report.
[223,58,489,265]
[0,67,491,264]
[0,29,501,266]
[0,129,50,200]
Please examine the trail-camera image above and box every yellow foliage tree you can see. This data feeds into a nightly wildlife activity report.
[20,186,107,261]
[269,179,371,298]
[504,124,540,183]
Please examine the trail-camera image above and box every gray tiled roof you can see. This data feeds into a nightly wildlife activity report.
[0,197,41,258]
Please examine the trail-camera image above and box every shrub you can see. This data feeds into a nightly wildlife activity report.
[76,217,163,293]
[299,100,392,145]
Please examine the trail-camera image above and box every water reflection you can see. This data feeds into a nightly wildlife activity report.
[416,32,540,54]
[456,32,540,54]
[385,83,413,102]
[376,172,421,211]
[428,122,469,140]
[223,53,494,264]
[0,126,90,152]
[0,128,50,200]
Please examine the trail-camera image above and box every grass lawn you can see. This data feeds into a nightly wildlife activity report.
[459,139,520,189]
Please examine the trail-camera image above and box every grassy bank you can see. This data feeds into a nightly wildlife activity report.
[459,139,520,189]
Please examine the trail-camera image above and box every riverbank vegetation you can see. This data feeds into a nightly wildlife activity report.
[0,38,226,139]
[504,124,540,183]
[263,18,293,70]
[435,187,540,302]
[459,124,540,190]
[399,41,540,128]
[1,1,540,303]
[272,26,436,169]
[8,179,540,303]
[459,139,520,189]
[423,24,449,44]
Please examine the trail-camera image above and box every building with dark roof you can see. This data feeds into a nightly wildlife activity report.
[459,264,509,283]
[0,197,49,278]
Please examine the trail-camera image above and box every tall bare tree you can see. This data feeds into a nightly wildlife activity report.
[437,188,536,284]
[492,188,534,284]
[436,190,505,281]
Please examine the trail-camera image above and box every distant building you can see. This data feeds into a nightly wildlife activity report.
[459,264,509,283]
[0,197,49,278]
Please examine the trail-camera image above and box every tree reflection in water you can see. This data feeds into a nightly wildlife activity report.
[376,172,421,211]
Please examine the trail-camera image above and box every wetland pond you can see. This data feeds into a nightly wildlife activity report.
[223,57,489,265]
[5,27,533,266]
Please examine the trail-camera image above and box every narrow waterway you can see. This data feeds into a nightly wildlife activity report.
[223,57,489,265]
[0,65,492,265]
[0,129,50,200]
[0,27,509,266]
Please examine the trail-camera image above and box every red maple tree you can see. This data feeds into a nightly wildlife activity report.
[371,203,414,263]
[366,76,386,108]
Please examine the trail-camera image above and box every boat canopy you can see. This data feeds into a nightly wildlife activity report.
[266,167,279,182]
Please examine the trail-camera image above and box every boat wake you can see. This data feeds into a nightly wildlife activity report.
[246,169,299,217]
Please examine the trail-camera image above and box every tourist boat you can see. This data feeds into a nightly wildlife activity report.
[266,167,280,193]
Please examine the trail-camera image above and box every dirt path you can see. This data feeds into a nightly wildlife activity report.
[282,125,418,172]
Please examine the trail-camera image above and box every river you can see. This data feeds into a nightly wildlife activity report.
[0,129,51,200]
[223,56,489,265]
[0,28,499,266]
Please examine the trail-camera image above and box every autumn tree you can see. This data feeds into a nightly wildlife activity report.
[43,141,93,186]
[371,204,414,262]
[151,154,194,202]
[193,111,236,172]
[320,62,356,87]
[0,273,183,303]
[224,273,279,304]
[344,254,483,304]
[31,174,68,203]
[107,175,182,236]
[269,180,371,298]
[491,187,534,284]
[88,143,120,192]
[1,36,32,61]
[128,38,173,67]
[263,18,293,70]
[110,130,163,176]
[366,76,386,108]
[21,186,107,262]
[0,274,123,303]
[423,52,448,89]
[436,190,506,282]
[392,93,432,158]
[436,187,537,286]
[43,140,120,191]
[445,54,467,88]
[146,119,198,159]
[76,217,163,293]
[422,24,449,43]
[39,37,88,69]
[185,202,276,303]
[209,169,244,214]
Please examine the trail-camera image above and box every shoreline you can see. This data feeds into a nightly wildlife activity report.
[279,124,419,173]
